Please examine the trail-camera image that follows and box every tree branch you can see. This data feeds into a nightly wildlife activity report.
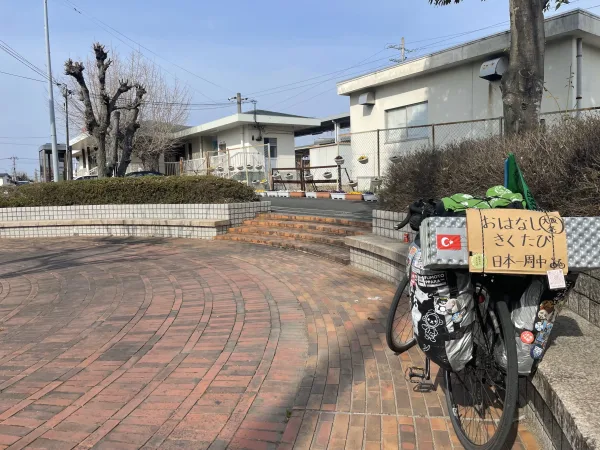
[64,59,98,134]
[109,79,134,111]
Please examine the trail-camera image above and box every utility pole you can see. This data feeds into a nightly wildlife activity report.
[43,0,60,182]
[401,37,405,62]
[9,156,17,181]
[34,168,39,183]
[62,86,73,180]
[228,93,248,113]
[388,37,409,64]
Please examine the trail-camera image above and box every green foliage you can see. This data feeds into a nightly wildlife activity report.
[0,176,259,208]
[379,115,600,217]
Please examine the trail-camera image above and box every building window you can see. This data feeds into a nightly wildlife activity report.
[264,137,277,158]
[385,102,429,142]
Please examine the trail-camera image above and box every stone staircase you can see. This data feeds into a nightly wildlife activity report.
[215,213,371,264]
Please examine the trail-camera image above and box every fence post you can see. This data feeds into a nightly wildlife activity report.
[179,157,183,176]
[300,158,305,192]
[499,117,503,137]
[376,129,381,177]
[431,125,436,148]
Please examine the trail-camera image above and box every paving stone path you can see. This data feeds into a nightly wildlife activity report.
[0,238,539,450]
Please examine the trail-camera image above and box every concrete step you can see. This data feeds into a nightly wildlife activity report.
[242,219,367,236]
[258,213,371,229]
[227,227,347,247]
[215,234,351,265]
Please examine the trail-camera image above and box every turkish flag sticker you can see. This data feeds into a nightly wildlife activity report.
[436,234,462,250]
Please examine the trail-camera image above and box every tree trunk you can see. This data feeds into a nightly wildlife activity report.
[500,0,546,135]
[116,129,135,177]
[95,132,108,178]
[141,153,160,172]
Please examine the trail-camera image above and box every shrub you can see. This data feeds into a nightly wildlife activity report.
[379,116,600,217]
[0,175,259,208]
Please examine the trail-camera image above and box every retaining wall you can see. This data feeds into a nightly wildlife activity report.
[0,202,271,239]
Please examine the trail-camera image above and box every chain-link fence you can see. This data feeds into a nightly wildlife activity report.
[334,117,504,191]
[327,108,600,191]
[540,106,600,129]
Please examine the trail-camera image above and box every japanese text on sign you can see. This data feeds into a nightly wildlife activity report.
[466,209,568,275]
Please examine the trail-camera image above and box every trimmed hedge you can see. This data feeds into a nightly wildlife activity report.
[379,116,600,217]
[0,176,259,207]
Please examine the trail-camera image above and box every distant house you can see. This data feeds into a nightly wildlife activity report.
[0,173,13,186]
[70,109,320,177]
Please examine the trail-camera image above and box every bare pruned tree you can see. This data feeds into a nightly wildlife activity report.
[65,46,190,176]
[64,43,146,177]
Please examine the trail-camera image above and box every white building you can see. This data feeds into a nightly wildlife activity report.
[337,9,600,133]
[332,9,600,189]
[70,110,319,179]
[0,173,12,186]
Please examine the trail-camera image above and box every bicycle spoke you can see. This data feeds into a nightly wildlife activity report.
[447,312,510,445]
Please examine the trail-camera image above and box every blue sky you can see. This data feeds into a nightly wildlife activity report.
[0,0,595,175]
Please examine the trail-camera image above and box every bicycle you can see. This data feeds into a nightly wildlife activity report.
[385,199,572,450]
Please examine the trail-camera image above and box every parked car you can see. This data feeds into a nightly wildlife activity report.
[124,171,164,177]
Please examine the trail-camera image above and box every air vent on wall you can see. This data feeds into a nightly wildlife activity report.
[358,91,375,105]
[479,57,508,81]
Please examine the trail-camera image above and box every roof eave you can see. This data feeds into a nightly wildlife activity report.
[337,9,600,96]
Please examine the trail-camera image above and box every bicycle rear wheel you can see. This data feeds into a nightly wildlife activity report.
[385,275,416,353]
[445,299,518,450]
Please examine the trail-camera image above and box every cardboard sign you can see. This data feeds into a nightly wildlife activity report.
[466,209,568,275]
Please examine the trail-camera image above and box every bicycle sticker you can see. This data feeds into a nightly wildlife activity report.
[538,300,556,321]
[530,345,544,359]
[434,297,456,315]
[421,310,442,342]
[535,332,549,347]
[417,273,447,288]
[470,253,487,270]
[547,268,566,290]
[410,272,417,287]
[451,310,465,323]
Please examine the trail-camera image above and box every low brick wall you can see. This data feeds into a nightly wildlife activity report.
[568,271,600,328]
[0,202,270,239]
[372,209,410,239]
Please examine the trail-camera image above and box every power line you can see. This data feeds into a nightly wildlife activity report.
[247,49,394,97]
[0,41,52,83]
[265,49,392,109]
[0,70,46,83]
[0,136,49,139]
[56,0,230,103]
[0,143,48,146]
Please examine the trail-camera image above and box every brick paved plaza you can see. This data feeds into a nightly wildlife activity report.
[0,239,539,449]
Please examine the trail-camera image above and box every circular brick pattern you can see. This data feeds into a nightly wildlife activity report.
[0,239,538,450]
